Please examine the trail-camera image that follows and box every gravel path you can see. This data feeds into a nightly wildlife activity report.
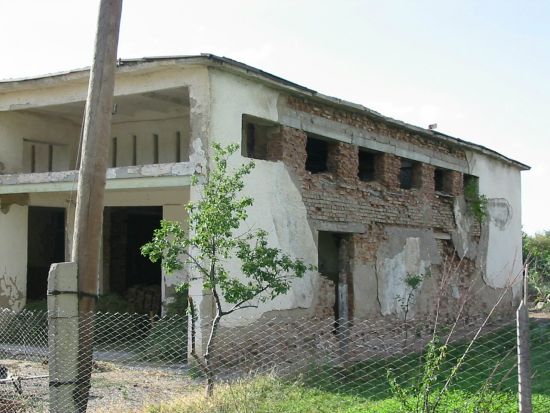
[0,359,199,412]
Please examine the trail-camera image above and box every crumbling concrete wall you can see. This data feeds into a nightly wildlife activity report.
[271,96,520,321]
[201,69,523,328]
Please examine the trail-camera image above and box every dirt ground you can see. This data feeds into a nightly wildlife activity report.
[531,310,550,320]
[0,359,199,412]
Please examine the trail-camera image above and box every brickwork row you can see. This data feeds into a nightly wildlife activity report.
[287,96,466,161]
[274,125,461,235]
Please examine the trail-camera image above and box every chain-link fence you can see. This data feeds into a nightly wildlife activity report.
[0,307,548,412]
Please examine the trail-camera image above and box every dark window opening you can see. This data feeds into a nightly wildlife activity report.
[306,136,329,173]
[153,134,159,164]
[358,149,377,182]
[112,137,118,167]
[463,174,479,198]
[399,159,417,189]
[105,206,163,315]
[27,207,66,301]
[434,168,445,192]
[30,145,36,173]
[241,116,278,160]
[132,135,137,166]
[175,131,181,163]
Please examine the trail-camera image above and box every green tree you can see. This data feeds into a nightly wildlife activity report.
[141,143,312,396]
[523,230,550,306]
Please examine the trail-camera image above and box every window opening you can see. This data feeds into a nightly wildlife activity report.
[241,116,278,160]
[176,131,181,163]
[434,168,445,192]
[305,136,329,173]
[112,137,118,167]
[153,134,159,164]
[358,149,377,182]
[399,159,415,189]
[132,135,137,166]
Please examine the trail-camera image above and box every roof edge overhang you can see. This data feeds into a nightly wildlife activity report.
[0,54,530,171]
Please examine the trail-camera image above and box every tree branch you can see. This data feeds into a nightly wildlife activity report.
[222,285,269,316]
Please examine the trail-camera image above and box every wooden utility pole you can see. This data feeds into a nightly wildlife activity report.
[71,0,123,410]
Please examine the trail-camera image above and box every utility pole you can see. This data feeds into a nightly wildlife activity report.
[71,0,123,410]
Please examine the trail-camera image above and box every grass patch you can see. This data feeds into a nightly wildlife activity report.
[141,322,549,413]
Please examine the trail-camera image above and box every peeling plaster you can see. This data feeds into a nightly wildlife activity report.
[488,198,512,230]
[377,235,431,318]
[0,269,24,310]
[189,138,206,172]
[451,198,477,260]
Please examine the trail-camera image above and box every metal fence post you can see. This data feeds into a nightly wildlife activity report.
[517,265,532,413]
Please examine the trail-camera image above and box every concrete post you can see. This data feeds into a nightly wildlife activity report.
[336,237,351,363]
[47,262,79,413]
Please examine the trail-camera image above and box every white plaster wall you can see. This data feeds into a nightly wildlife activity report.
[0,205,28,310]
[0,111,79,174]
[465,151,524,292]
[207,69,318,325]
[162,204,188,308]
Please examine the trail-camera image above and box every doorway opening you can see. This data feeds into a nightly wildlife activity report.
[27,207,65,301]
[317,232,353,323]
[104,206,162,315]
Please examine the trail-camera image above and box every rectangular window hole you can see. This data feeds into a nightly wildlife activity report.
[463,174,479,197]
[399,158,418,189]
[112,137,118,167]
[132,135,137,166]
[434,168,445,192]
[241,115,278,160]
[153,134,159,164]
[358,149,377,182]
[305,135,329,173]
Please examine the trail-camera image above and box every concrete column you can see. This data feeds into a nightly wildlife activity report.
[47,262,79,413]
[161,204,188,312]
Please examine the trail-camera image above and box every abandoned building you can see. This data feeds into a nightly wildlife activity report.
[0,55,528,334]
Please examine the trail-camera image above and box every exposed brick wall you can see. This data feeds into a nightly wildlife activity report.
[247,93,501,321]
[445,170,464,196]
[327,142,358,183]
[414,163,435,194]
[287,96,467,161]
[376,153,400,189]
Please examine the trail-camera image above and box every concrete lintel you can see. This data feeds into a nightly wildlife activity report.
[315,220,366,234]
[434,232,451,240]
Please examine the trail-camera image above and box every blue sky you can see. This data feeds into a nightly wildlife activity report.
[1,0,548,233]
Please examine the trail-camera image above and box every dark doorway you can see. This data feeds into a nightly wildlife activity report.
[105,206,162,314]
[318,232,353,322]
[27,207,65,301]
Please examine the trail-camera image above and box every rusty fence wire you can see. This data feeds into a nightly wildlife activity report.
[0,307,549,412]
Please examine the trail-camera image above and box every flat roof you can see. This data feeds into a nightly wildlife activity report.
[0,54,529,171]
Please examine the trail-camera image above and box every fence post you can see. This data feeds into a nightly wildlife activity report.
[517,266,532,413]
[47,262,79,413]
